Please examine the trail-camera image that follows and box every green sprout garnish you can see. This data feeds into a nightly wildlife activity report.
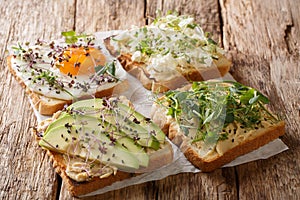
[161,81,279,143]
[61,30,92,44]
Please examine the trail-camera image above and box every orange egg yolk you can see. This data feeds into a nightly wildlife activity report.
[58,47,106,76]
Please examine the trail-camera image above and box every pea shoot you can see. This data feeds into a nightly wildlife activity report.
[160,81,279,143]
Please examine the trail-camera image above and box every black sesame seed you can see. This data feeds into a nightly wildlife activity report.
[231,139,234,143]
[133,118,140,124]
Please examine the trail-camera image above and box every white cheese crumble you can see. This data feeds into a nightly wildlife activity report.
[112,14,225,81]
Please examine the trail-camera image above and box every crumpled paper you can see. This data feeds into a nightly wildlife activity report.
[30,31,288,197]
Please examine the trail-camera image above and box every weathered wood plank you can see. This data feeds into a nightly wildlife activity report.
[0,0,75,199]
[75,0,146,33]
[221,0,300,199]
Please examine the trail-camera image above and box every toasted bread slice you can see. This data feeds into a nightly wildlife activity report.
[34,96,173,196]
[105,13,232,93]
[33,128,173,196]
[151,81,285,172]
[168,120,285,172]
[117,53,231,93]
[7,56,127,115]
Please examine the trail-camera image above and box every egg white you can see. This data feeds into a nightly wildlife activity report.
[11,35,126,101]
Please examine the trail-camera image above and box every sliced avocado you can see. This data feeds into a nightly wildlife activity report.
[115,103,166,142]
[39,125,140,171]
[102,111,160,150]
[60,98,165,150]
[45,112,150,167]
[67,98,104,110]
[116,103,166,143]
[44,114,101,136]
[117,137,149,167]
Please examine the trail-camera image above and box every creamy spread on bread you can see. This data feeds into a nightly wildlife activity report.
[37,96,169,182]
[112,14,225,81]
[65,156,117,182]
[192,118,274,159]
[9,32,123,101]
[156,81,281,160]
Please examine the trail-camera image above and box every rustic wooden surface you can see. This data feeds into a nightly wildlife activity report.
[0,0,299,199]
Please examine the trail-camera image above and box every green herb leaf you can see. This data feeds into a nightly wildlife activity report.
[106,62,116,76]
[95,62,116,77]
[162,81,276,143]
[187,23,197,29]
[61,30,76,37]
[240,88,255,104]
[61,30,92,44]
[95,65,106,75]
[207,38,217,45]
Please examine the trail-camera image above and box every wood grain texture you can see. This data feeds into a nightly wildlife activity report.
[221,0,300,199]
[0,0,74,199]
[75,0,146,33]
[0,0,299,199]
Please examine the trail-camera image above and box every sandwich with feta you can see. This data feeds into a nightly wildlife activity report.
[106,13,231,92]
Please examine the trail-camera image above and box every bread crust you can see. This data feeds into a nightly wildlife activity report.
[168,121,285,172]
[47,150,134,196]
[117,53,231,93]
[7,56,126,115]
[33,128,173,196]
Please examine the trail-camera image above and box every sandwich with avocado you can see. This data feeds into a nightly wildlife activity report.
[35,96,173,196]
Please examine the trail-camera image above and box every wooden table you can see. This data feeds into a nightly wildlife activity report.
[1,0,299,199]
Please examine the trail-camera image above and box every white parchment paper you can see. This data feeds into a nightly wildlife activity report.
[30,31,288,197]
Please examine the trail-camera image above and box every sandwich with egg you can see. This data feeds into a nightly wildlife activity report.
[151,81,285,172]
[35,96,173,196]
[105,13,231,92]
[7,31,127,115]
